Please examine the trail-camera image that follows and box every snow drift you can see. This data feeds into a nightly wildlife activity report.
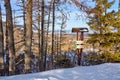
[0,63,120,80]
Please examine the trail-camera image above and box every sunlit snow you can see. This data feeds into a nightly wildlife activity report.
[0,63,120,80]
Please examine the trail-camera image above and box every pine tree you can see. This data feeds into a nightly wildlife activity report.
[113,0,120,51]
[87,0,116,54]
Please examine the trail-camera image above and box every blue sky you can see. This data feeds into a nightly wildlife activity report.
[0,0,119,33]
[65,0,119,32]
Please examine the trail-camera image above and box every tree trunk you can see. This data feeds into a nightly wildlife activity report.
[51,0,55,69]
[21,0,26,51]
[4,0,16,75]
[25,0,32,73]
[40,0,45,71]
[45,1,52,70]
[37,0,40,72]
[0,5,4,76]
[5,15,9,76]
[21,0,26,73]
[22,0,26,40]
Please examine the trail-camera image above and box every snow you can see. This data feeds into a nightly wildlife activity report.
[0,63,120,80]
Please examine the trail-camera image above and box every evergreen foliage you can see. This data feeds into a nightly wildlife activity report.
[87,0,117,52]
[87,0,120,63]
[84,51,120,65]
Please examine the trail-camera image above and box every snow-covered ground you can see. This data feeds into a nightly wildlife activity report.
[0,63,120,80]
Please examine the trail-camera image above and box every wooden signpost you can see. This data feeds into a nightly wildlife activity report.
[72,28,88,66]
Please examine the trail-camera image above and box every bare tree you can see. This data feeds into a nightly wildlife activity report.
[51,0,56,69]
[21,0,26,40]
[45,1,52,70]
[40,0,45,71]
[21,0,26,54]
[24,0,33,73]
[0,4,4,76]
[4,0,16,75]
[5,12,9,76]
[37,0,41,72]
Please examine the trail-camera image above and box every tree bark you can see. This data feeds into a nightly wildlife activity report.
[37,0,40,72]
[40,0,45,71]
[5,14,9,76]
[51,0,55,69]
[21,0,26,51]
[45,1,52,70]
[21,0,26,40]
[25,0,32,73]
[0,5,4,76]
[4,0,16,75]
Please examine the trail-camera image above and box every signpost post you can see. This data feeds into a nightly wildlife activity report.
[72,28,88,66]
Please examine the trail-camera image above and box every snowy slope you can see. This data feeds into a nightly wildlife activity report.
[0,63,120,80]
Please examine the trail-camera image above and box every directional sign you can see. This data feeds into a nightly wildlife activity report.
[74,40,84,49]
[74,41,84,45]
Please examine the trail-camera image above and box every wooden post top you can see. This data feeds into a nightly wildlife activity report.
[72,28,88,32]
